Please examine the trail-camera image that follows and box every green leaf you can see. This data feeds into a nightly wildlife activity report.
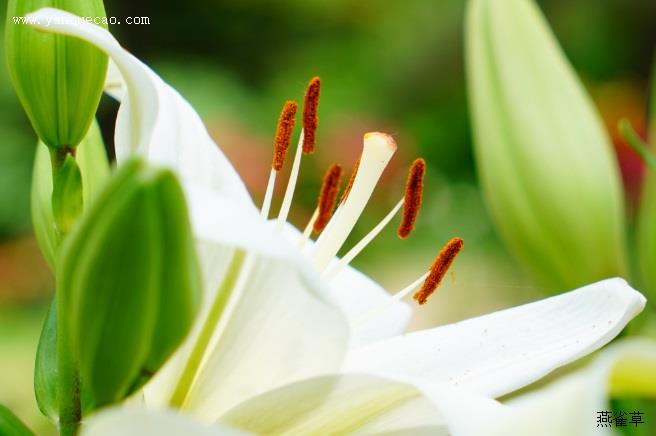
[32,120,109,269]
[465,0,627,290]
[0,405,34,436]
[57,159,201,408]
[5,0,108,149]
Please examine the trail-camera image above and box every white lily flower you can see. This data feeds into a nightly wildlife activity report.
[84,338,656,435]
[26,8,648,435]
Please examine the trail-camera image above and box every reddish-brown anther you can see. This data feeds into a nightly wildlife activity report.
[302,77,321,154]
[314,163,343,233]
[413,237,464,305]
[398,158,426,239]
[272,100,299,171]
[338,157,360,205]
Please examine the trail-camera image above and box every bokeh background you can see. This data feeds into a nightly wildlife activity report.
[0,0,655,432]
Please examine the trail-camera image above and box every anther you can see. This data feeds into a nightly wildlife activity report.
[339,157,360,205]
[302,77,321,154]
[414,237,464,305]
[314,164,343,233]
[398,158,426,239]
[272,100,298,171]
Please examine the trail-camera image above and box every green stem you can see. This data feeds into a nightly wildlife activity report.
[169,250,246,408]
[56,282,81,436]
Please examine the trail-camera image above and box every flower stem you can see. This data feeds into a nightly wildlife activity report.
[169,250,246,408]
[56,283,81,436]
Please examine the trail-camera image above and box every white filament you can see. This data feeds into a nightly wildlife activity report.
[353,271,429,328]
[277,130,305,227]
[260,169,277,218]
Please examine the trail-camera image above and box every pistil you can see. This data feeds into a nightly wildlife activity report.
[312,132,397,270]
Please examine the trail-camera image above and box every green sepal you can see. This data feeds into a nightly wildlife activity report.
[57,159,201,408]
[32,120,109,269]
[0,405,34,436]
[5,0,108,149]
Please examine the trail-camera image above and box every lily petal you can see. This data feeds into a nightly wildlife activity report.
[104,59,125,101]
[330,265,412,349]
[470,339,656,436]
[219,373,507,435]
[81,407,249,436]
[345,278,646,398]
[26,8,253,206]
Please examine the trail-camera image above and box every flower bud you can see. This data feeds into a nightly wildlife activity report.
[51,154,83,235]
[57,159,201,407]
[636,59,656,299]
[5,0,108,149]
[466,0,628,289]
[32,121,109,269]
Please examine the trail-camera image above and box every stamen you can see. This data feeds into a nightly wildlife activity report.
[314,164,343,234]
[413,237,464,305]
[302,77,321,154]
[339,157,360,205]
[312,132,397,270]
[262,100,298,218]
[398,158,426,239]
[272,100,298,171]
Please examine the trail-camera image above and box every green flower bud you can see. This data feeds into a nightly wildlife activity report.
[51,154,83,235]
[5,0,108,149]
[0,405,33,436]
[57,159,201,408]
[466,0,628,289]
[636,58,656,299]
[32,120,109,269]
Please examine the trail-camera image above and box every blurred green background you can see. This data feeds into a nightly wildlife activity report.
[0,0,654,432]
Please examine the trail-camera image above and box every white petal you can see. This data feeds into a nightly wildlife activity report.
[26,8,253,207]
[468,338,656,436]
[330,265,412,349]
[345,278,646,397]
[219,373,509,435]
[81,407,249,436]
[104,59,124,101]
[142,192,348,421]
[179,252,349,421]
[279,222,412,348]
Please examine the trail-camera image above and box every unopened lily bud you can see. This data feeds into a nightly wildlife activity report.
[466,0,628,288]
[51,154,83,236]
[57,159,201,407]
[32,121,109,269]
[5,0,108,149]
[636,58,656,299]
